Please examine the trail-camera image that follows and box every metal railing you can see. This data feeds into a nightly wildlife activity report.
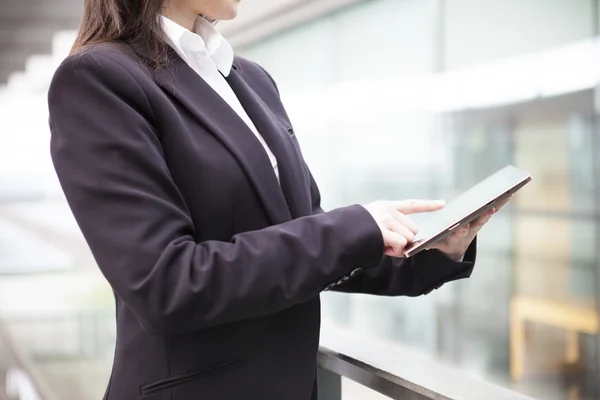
[317,326,535,400]
[0,319,59,400]
[0,313,536,400]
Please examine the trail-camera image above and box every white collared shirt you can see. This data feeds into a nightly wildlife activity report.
[161,15,279,181]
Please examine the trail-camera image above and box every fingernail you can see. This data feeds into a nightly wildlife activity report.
[437,199,446,205]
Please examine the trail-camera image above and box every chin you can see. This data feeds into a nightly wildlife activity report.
[219,8,239,20]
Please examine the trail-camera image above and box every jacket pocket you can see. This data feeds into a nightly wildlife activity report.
[140,358,245,397]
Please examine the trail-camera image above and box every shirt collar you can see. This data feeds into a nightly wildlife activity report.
[160,15,234,76]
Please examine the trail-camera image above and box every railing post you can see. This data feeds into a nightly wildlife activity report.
[317,366,342,400]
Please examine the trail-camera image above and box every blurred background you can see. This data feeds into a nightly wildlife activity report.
[0,0,599,399]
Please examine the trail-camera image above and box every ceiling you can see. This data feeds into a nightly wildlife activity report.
[0,0,362,85]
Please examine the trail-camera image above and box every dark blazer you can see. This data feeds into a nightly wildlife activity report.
[48,41,476,400]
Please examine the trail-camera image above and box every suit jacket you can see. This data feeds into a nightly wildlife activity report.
[48,41,476,400]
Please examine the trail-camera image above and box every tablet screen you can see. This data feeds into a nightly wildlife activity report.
[405,165,531,257]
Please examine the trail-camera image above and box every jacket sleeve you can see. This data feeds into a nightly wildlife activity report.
[48,52,384,335]
[305,168,476,296]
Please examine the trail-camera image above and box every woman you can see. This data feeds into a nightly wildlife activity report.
[48,0,496,399]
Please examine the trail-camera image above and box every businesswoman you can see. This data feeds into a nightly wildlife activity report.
[48,0,496,399]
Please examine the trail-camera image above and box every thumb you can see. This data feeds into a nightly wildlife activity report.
[394,199,445,215]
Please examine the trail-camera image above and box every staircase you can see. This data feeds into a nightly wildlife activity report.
[0,0,82,84]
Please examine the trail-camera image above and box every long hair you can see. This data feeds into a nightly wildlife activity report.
[71,0,169,66]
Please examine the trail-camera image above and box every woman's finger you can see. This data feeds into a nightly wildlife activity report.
[391,209,419,235]
[472,208,495,230]
[387,219,415,242]
[382,230,408,257]
[384,246,400,257]
[393,199,445,215]
[452,223,470,238]
[494,196,512,211]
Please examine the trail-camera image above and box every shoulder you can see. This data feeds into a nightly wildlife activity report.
[234,56,262,73]
[49,41,157,104]
[234,56,280,95]
[51,41,153,92]
[48,41,157,119]
[62,41,149,71]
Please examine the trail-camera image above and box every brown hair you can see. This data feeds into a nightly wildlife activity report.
[71,0,169,66]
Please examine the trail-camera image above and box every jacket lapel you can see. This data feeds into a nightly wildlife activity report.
[152,55,292,225]
[226,67,312,219]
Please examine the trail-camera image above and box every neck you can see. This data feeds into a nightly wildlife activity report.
[162,3,197,31]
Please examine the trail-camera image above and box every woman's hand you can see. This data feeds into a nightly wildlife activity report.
[363,200,446,258]
[429,197,512,261]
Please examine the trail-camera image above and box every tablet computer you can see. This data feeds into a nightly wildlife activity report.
[403,165,532,258]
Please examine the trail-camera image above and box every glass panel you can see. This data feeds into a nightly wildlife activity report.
[0,203,114,400]
[568,114,596,214]
[240,1,600,398]
[513,110,571,213]
[443,0,595,69]
[238,17,337,93]
[450,112,513,192]
[331,0,436,80]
